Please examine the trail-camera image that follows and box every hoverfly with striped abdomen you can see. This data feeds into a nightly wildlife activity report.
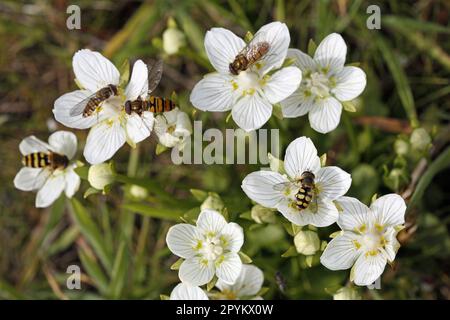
[273,171,317,211]
[69,84,118,118]
[229,32,270,75]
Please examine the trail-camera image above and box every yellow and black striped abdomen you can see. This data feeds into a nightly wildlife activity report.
[145,96,176,113]
[22,152,50,168]
[294,185,314,210]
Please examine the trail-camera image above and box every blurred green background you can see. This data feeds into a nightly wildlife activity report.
[0,0,449,299]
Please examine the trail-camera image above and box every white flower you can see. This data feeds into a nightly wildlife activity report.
[163,28,186,55]
[215,264,264,300]
[154,109,192,148]
[166,209,244,286]
[190,22,302,132]
[13,131,80,208]
[242,136,351,227]
[53,49,155,164]
[280,33,366,134]
[320,195,406,286]
[170,283,208,300]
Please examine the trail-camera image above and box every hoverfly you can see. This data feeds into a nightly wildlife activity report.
[273,171,317,211]
[124,59,176,117]
[69,84,118,117]
[229,32,270,75]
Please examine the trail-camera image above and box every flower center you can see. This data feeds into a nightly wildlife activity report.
[167,125,176,134]
[304,71,331,99]
[200,236,224,261]
[359,226,387,256]
[232,70,263,96]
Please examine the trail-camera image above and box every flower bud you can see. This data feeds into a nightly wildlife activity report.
[294,230,320,255]
[88,163,115,190]
[130,185,148,200]
[251,205,276,224]
[410,128,431,152]
[200,193,224,211]
[394,139,409,156]
[163,27,186,55]
[333,287,361,300]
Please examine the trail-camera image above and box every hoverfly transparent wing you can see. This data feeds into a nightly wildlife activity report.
[32,167,52,190]
[273,181,295,191]
[69,92,97,117]
[20,136,52,154]
[242,31,270,62]
[147,59,163,94]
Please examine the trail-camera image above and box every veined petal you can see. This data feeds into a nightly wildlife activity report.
[256,22,290,75]
[241,170,288,208]
[48,131,77,159]
[215,252,242,285]
[190,73,235,112]
[308,97,342,134]
[14,167,50,191]
[280,89,314,118]
[263,66,302,104]
[284,136,320,179]
[126,112,154,144]
[35,173,65,208]
[216,264,264,297]
[196,209,227,235]
[64,166,81,198]
[154,117,180,148]
[173,111,193,138]
[314,33,347,71]
[166,224,201,259]
[336,196,372,231]
[232,93,272,132]
[332,66,366,101]
[221,222,244,253]
[278,198,339,227]
[170,283,208,300]
[179,257,215,286]
[72,49,120,92]
[83,119,126,165]
[19,136,51,155]
[315,166,351,200]
[204,28,246,74]
[125,60,148,100]
[320,232,362,270]
[383,228,401,262]
[53,90,103,129]
[352,253,387,286]
[370,194,406,228]
[287,48,316,72]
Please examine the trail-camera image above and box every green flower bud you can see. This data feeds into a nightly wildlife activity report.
[410,128,431,152]
[333,287,361,300]
[163,28,186,55]
[394,139,409,156]
[294,230,320,255]
[251,205,276,224]
[200,193,224,211]
[88,163,115,190]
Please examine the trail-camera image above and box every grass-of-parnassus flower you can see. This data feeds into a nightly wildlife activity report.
[214,264,264,300]
[169,283,209,300]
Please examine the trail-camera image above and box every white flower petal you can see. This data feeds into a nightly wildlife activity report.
[277,198,339,227]
[217,264,264,297]
[53,90,103,129]
[14,168,50,191]
[308,97,342,134]
[221,222,244,253]
[314,33,347,71]
[204,28,246,74]
[48,131,77,159]
[352,253,387,286]
[241,170,288,208]
[126,112,154,144]
[179,257,215,286]
[332,66,366,101]
[35,173,65,208]
[287,48,316,72]
[125,60,148,100]
[255,22,290,75]
[174,111,193,137]
[232,93,272,132]
[196,209,227,235]
[336,196,372,231]
[190,73,235,112]
[170,283,208,300]
[64,166,80,198]
[72,49,120,92]
[370,194,406,227]
[284,136,320,179]
[280,89,314,118]
[315,166,351,200]
[166,224,201,259]
[383,228,401,262]
[19,136,51,155]
[215,252,242,285]
[83,120,126,165]
[263,66,302,104]
[320,233,361,270]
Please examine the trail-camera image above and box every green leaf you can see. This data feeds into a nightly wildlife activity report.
[47,226,79,256]
[123,202,184,221]
[305,255,314,267]
[238,251,253,264]
[272,103,284,120]
[281,246,298,258]
[207,276,218,292]
[108,241,128,299]
[118,59,130,87]
[342,100,357,112]
[170,258,184,270]
[320,153,327,167]
[244,31,254,43]
[84,187,100,199]
[307,39,317,56]
[156,143,168,155]
[239,211,252,221]
[346,62,361,67]
[190,189,208,202]
[78,248,109,294]
[160,294,170,300]
[225,112,233,123]
[74,166,89,180]
[69,199,113,273]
